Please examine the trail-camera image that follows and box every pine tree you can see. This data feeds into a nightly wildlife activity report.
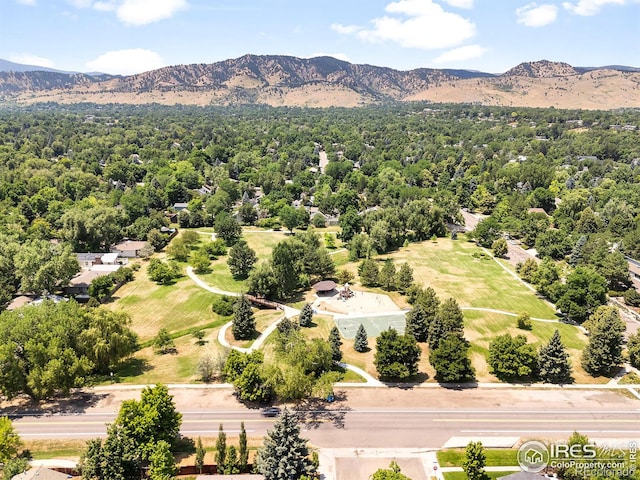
[581,306,625,376]
[232,295,256,340]
[329,326,343,362]
[256,407,316,480]
[538,330,572,384]
[239,421,249,472]
[430,297,464,349]
[358,258,379,286]
[223,445,240,475]
[299,303,313,328]
[568,235,587,266]
[354,324,369,352]
[215,424,226,472]
[395,262,414,293]
[405,304,429,342]
[379,259,397,291]
[195,437,205,474]
[462,441,489,480]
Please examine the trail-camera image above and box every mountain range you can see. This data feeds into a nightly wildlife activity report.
[1,55,640,110]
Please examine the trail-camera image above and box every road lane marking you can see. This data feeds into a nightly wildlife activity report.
[435,419,640,423]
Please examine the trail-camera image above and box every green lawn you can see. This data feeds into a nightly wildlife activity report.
[437,448,518,467]
[443,471,519,480]
[346,238,557,319]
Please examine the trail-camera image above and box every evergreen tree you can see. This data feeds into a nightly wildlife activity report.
[148,440,177,480]
[568,235,587,266]
[429,298,464,349]
[358,258,380,286]
[379,259,397,291]
[299,303,313,328]
[395,262,414,293]
[538,330,572,384]
[256,407,316,480]
[405,304,429,342]
[232,295,256,340]
[581,306,625,376]
[215,424,226,471]
[329,326,343,362]
[227,240,257,278]
[354,324,369,353]
[195,437,205,474]
[223,445,240,475]
[462,441,490,480]
[429,333,475,383]
[239,422,249,472]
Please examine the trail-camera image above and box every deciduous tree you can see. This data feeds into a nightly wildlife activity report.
[227,240,257,278]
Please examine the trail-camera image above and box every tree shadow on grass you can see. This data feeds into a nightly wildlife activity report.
[382,372,430,389]
[112,357,152,380]
[293,392,351,430]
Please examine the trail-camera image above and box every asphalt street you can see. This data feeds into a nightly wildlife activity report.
[10,406,640,448]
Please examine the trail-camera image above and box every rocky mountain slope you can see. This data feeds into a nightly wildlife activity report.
[1,56,639,109]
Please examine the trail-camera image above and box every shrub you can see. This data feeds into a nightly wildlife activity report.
[212,295,236,316]
[517,313,532,330]
[623,288,640,307]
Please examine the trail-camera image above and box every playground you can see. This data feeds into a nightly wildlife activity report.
[311,285,406,339]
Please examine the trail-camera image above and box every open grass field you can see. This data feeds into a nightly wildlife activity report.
[115,326,226,384]
[197,229,289,293]
[437,448,518,467]
[463,310,599,383]
[107,269,222,343]
[341,238,556,319]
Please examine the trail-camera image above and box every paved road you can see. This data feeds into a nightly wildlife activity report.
[10,405,640,448]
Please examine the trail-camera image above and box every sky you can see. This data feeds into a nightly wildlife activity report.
[1,0,639,75]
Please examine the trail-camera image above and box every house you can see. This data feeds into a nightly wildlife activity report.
[12,466,72,480]
[111,240,150,258]
[6,295,34,311]
[173,202,189,211]
[65,270,109,296]
[100,252,119,265]
[76,252,103,268]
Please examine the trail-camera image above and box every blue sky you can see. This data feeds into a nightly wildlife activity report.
[1,0,639,75]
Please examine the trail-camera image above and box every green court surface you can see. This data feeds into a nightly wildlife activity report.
[334,312,407,339]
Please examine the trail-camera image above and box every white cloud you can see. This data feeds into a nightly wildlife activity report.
[331,23,362,34]
[67,0,92,7]
[433,44,487,63]
[86,48,165,75]
[333,0,476,51]
[441,0,474,8]
[116,0,188,26]
[562,0,627,15]
[93,0,117,11]
[309,53,351,62]
[516,3,558,26]
[16,0,37,6]
[9,53,55,68]
[66,0,187,25]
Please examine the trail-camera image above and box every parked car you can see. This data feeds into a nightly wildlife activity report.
[261,407,281,417]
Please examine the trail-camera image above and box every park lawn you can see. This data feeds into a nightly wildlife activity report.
[303,315,435,382]
[198,229,289,293]
[343,238,557,319]
[224,309,283,348]
[116,327,225,384]
[437,448,518,467]
[462,310,603,384]
[107,267,222,342]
